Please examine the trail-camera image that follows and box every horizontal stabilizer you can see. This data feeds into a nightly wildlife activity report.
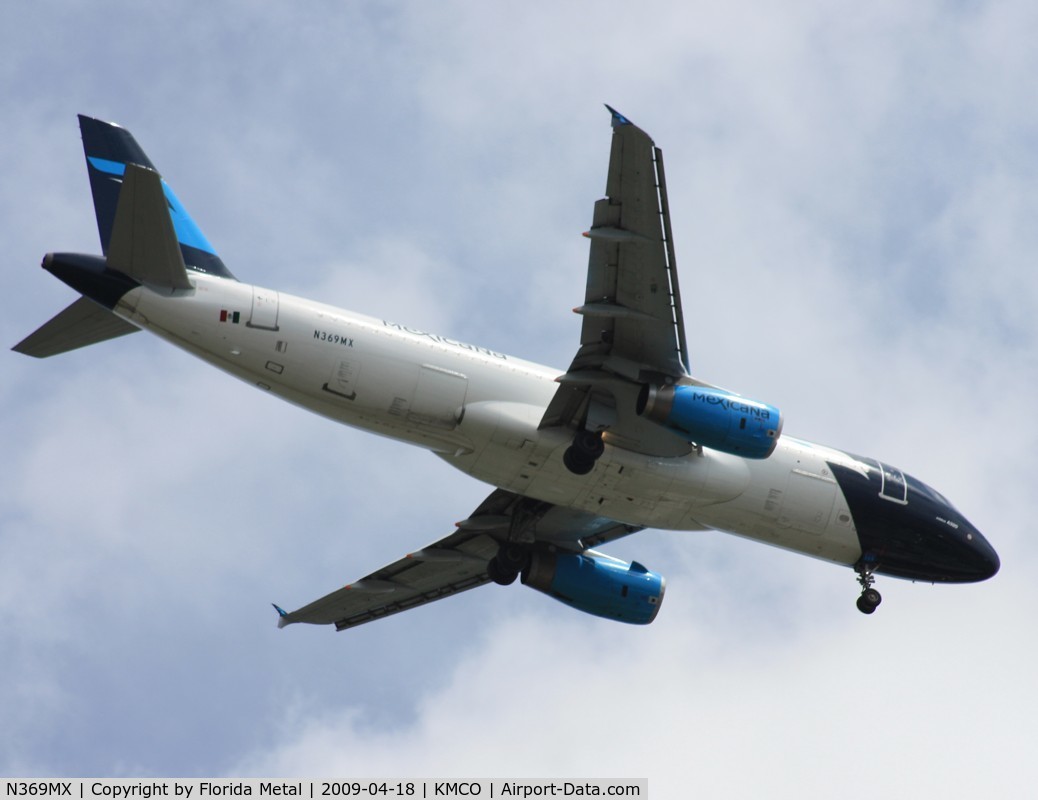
[12,296,138,358]
[106,163,193,293]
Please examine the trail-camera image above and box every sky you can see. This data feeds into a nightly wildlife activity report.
[2,0,1036,795]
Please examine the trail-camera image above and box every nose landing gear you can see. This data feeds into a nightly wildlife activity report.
[857,587,882,614]
[854,558,882,614]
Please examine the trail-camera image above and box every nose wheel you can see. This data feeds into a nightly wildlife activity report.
[854,559,882,615]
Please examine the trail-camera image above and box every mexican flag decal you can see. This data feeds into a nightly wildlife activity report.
[219,310,241,323]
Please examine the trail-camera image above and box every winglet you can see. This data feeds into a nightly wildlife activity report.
[604,104,633,127]
[272,603,291,629]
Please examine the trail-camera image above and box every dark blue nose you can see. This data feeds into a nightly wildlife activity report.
[960,523,1000,581]
[827,455,1001,585]
[917,483,999,583]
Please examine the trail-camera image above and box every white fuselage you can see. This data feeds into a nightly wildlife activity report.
[118,274,863,568]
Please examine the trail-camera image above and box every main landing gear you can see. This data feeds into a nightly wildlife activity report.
[563,429,604,475]
[854,558,882,615]
[486,543,531,586]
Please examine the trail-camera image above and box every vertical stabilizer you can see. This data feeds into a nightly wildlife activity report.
[106,164,193,293]
[78,115,235,280]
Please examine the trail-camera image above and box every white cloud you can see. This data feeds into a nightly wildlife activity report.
[231,572,1033,798]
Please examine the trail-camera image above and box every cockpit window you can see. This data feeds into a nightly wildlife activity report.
[838,451,952,508]
[874,460,908,505]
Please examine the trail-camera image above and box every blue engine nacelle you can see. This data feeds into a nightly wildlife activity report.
[521,551,666,624]
[637,384,783,459]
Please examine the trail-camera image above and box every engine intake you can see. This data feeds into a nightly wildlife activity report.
[638,384,782,459]
[521,551,665,625]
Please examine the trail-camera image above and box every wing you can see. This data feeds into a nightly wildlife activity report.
[541,107,694,456]
[275,489,641,632]
[573,106,689,379]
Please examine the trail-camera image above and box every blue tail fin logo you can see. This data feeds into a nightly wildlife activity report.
[79,115,235,280]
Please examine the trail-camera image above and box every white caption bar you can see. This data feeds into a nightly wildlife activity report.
[2,780,647,800]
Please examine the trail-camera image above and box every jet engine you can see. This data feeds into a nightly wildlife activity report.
[638,384,783,459]
[521,551,665,624]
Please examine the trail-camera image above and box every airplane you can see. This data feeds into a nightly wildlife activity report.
[14,107,999,631]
